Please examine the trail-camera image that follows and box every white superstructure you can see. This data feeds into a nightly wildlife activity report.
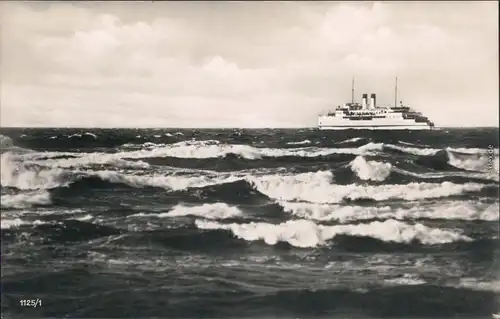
[318,78,435,130]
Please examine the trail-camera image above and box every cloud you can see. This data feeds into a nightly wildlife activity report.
[0,1,498,127]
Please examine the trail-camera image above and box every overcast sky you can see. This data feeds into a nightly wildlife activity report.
[1,1,498,128]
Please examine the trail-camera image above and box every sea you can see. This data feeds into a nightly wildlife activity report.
[1,127,499,319]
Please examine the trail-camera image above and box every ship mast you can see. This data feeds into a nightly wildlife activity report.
[351,77,355,104]
[394,77,398,108]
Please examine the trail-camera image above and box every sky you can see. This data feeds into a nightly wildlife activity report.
[0,1,498,128]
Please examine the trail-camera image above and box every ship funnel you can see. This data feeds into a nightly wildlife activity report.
[370,93,376,109]
[362,94,368,109]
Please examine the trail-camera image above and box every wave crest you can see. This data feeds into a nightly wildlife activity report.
[1,191,52,208]
[250,171,493,203]
[136,203,244,220]
[280,201,499,222]
[350,156,392,181]
[194,219,472,248]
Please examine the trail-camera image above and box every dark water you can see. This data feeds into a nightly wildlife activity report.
[1,127,499,318]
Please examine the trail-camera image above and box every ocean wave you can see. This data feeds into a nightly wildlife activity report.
[0,134,14,149]
[381,144,500,171]
[3,140,497,206]
[132,153,357,172]
[130,203,243,220]
[384,273,427,286]
[454,278,500,292]
[409,147,500,176]
[7,140,379,170]
[398,140,431,148]
[4,150,495,205]
[449,147,500,155]
[250,171,494,203]
[194,218,472,248]
[337,137,367,144]
[31,220,124,243]
[386,143,499,157]
[115,142,499,174]
[447,150,499,173]
[1,191,52,208]
[0,134,34,155]
[1,218,45,229]
[413,150,462,171]
[89,171,238,192]
[349,155,392,181]
[384,144,441,156]
[74,214,94,221]
[279,201,499,222]
[1,152,70,190]
[23,153,151,170]
[392,166,498,183]
[2,128,499,319]
[1,152,240,191]
[118,140,384,159]
[67,132,98,139]
[5,138,498,179]
[286,139,311,145]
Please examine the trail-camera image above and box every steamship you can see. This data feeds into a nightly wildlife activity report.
[318,78,435,130]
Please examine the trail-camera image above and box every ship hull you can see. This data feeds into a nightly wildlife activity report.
[318,125,432,130]
[318,116,433,130]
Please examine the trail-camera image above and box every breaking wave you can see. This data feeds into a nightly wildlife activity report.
[337,137,367,144]
[3,147,495,206]
[349,155,392,181]
[447,150,499,173]
[250,171,494,203]
[1,128,499,318]
[286,139,311,145]
[194,218,472,248]
[1,218,46,229]
[279,201,499,222]
[1,152,239,191]
[0,134,14,149]
[131,203,243,220]
[4,138,498,180]
[1,191,52,208]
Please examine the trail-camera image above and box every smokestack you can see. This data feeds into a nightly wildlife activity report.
[370,93,376,109]
[362,94,368,109]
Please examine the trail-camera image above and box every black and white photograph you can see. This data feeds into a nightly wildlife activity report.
[1,1,499,318]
